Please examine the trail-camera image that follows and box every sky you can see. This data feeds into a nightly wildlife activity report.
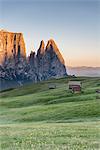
[0,0,100,67]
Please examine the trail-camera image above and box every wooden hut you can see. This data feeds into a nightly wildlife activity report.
[48,84,56,89]
[68,81,82,93]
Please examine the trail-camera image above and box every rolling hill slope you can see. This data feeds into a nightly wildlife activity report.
[0,77,100,150]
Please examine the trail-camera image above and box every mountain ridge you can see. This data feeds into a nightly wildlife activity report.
[0,30,67,90]
[67,66,100,77]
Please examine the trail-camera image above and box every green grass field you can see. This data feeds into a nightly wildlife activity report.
[0,77,100,150]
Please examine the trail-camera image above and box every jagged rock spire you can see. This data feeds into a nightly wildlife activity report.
[37,40,45,55]
[46,39,65,65]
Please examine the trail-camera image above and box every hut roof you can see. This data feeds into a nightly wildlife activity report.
[68,81,81,86]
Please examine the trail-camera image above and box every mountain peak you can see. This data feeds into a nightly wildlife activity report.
[46,39,65,64]
[0,31,26,64]
[37,40,45,55]
[46,39,57,50]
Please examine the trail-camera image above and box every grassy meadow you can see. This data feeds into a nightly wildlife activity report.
[0,77,100,150]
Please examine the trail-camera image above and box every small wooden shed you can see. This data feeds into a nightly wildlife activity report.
[68,81,82,93]
[96,89,100,99]
[48,84,56,89]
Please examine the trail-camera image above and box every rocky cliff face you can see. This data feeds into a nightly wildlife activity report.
[32,39,67,81]
[0,30,67,89]
[0,30,26,64]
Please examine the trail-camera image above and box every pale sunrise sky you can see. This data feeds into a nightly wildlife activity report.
[0,0,100,67]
